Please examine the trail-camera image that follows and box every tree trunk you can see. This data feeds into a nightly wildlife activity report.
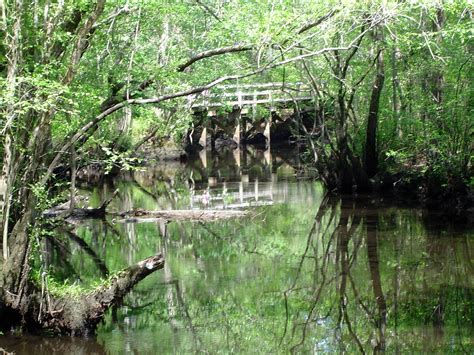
[365,48,385,178]
[1,0,23,261]
[431,7,445,106]
[391,43,401,138]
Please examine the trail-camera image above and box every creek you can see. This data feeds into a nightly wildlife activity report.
[1,146,473,353]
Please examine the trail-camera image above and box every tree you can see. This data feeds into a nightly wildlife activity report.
[297,1,472,194]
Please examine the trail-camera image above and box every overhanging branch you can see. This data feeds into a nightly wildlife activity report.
[297,9,338,35]
[177,43,253,72]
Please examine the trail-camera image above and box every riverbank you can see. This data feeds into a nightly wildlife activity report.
[81,139,473,215]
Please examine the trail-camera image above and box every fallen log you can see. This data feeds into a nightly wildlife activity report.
[2,254,164,335]
[114,208,248,223]
[43,190,119,219]
[44,206,107,219]
[43,191,248,223]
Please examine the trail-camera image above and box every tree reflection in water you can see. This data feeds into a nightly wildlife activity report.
[1,178,472,353]
[280,196,472,354]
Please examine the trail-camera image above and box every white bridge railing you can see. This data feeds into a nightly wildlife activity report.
[189,82,314,109]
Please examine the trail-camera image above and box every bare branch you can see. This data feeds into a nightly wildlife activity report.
[342,25,367,78]
[92,5,130,30]
[194,0,221,22]
[177,43,253,72]
[297,9,338,35]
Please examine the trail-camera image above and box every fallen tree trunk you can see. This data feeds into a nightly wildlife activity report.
[45,203,248,223]
[115,209,249,222]
[2,253,164,335]
[43,190,118,219]
[43,206,108,219]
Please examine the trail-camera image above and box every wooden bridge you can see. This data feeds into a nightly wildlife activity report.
[188,82,313,110]
[187,82,314,147]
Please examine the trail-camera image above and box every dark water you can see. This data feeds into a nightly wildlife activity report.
[1,147,473,354]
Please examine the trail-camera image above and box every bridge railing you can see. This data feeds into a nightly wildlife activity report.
[189,82,314,109]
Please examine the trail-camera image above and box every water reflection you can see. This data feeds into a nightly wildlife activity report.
[1,149,473,353]
[0,335,106,354]
[128,146,309,211]
[282,197,473,353]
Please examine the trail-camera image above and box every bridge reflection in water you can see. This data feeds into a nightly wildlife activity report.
[131,145,316,212]
[4,146,470,354]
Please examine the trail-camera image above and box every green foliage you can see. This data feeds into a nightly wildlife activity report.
[30,181,69,212]
[30,264,125,300]
[100,146,142,174]
[287,0,474,190]
[30,268,91,299]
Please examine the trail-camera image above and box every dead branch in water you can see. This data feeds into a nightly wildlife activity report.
[114,208,249,223]
[43,189,248,223]
[43,190,119,219]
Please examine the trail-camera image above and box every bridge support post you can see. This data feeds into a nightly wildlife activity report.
[199,148,207,168]
[199,127,207,147]
[233,148,240,167]
[209,177,217,187]
[264,149,271,166]
[229,107,242,146]
[233,123,240,145]
[263,113,272,147]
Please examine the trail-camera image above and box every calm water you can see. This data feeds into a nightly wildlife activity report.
[1,147,473,354]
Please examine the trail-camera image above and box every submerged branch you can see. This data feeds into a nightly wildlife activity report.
[115,209,249,223]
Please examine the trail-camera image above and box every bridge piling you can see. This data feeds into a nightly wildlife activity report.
[229,107,242,146]
[199,127,207,147]
[199,148,207,168]
[233,123,240,145]
[233,147,241,167]
[263,112,272,147]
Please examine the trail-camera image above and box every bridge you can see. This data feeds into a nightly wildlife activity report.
[188,82,313,110]
[187,82,314,147]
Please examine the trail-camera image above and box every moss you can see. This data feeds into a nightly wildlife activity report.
[29,269,122,300]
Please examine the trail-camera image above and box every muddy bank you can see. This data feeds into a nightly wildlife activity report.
[369,171,474,214]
